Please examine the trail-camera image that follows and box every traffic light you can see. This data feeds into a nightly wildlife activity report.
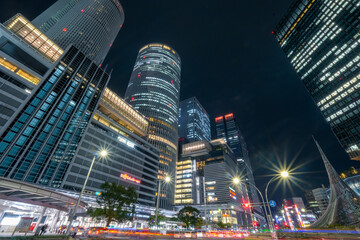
[242,202,250,208]
[253,221,259,227]
[95,191,101,196]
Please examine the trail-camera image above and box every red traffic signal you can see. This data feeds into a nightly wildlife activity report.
[242,202,250,208]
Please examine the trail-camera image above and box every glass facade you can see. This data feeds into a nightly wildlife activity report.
[178,97,211,142]
[64,92,160,207]
[274,0,360,160]
[124,43,181,209]
[215,114,261,216]
[176,139,242,205]
[31,0,125,64]
[175,139,252,228]
[0,46,109,187]
[5,14,64,63]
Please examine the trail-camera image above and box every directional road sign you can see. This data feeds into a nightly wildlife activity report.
[269,200,276,207]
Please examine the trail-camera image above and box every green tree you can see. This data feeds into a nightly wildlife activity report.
[194,218,205,229]
[169,217,179,222]
[87,182,137,227]
[216,221,232,229]
[177,206,201,229]
[147,211,166,227]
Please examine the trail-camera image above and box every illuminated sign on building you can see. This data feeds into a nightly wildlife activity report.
[229,187,237,200]
[120,173,141,184]
[117,136,135,148]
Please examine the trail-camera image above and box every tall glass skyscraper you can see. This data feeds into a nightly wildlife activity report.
[0,13,161,213]
[274,0,360,160]
[32,0,125,64]
[215,114,261,216]
[179,97,211,142]
[125,43,181,209]
[0,40,109,187]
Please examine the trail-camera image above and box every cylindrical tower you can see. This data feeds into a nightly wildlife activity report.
[31,0,124,64]
[125,43,181,209]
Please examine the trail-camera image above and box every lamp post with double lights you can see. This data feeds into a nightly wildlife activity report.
[232,177,269,229]
[154,175,171,227]
[265,171,289,232]
[66,149,109,234]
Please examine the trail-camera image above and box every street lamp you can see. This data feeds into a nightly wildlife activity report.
[281,171,289,178]
[265,171,290,232]
[66,149,108,234]
[232,177,270,229]
[154,175,171,227]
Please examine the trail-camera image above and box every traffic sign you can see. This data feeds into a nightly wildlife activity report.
[269,200,276,207]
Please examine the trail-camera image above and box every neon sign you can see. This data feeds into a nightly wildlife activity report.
[120,173,141,184]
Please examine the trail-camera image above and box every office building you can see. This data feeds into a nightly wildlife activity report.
[64,88,159,207]
[312,187,329,214]
[178,97,211,142]
[175,139,256,228]
[341,168,360,196]
[291,197,306,210]
[216,114,244,157]
[274,0,360,160]
[282,199,316,229]
[0,14,109,186]
[305,190,322,217]
[32,0,125,64]
[215,114,260,214]
[125,43,181,209]
[0,14,160,211]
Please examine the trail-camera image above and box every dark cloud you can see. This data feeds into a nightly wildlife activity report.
[3,0,360,203]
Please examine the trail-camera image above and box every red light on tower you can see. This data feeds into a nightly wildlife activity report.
[169,104,172,107]
[143,56,146,59]
[137,74,141,78]
[110,43,113,47]
[81,9,84,13]
[215,116,223,123]
[225,113,233,120]
[62,28,67,32]
[171,80,173,84]
[131,97,135,101]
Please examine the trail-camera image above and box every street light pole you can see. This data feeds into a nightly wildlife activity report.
[233,178,269,229]
[203,176,208,229]
[265,171,289,234]
[66,150,108,235]
[244,181,269,229]
[154,176,170,228]
[154,180,162,227]
[265,176,276,232]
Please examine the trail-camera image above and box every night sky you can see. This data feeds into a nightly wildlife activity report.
[2,0,359,204]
